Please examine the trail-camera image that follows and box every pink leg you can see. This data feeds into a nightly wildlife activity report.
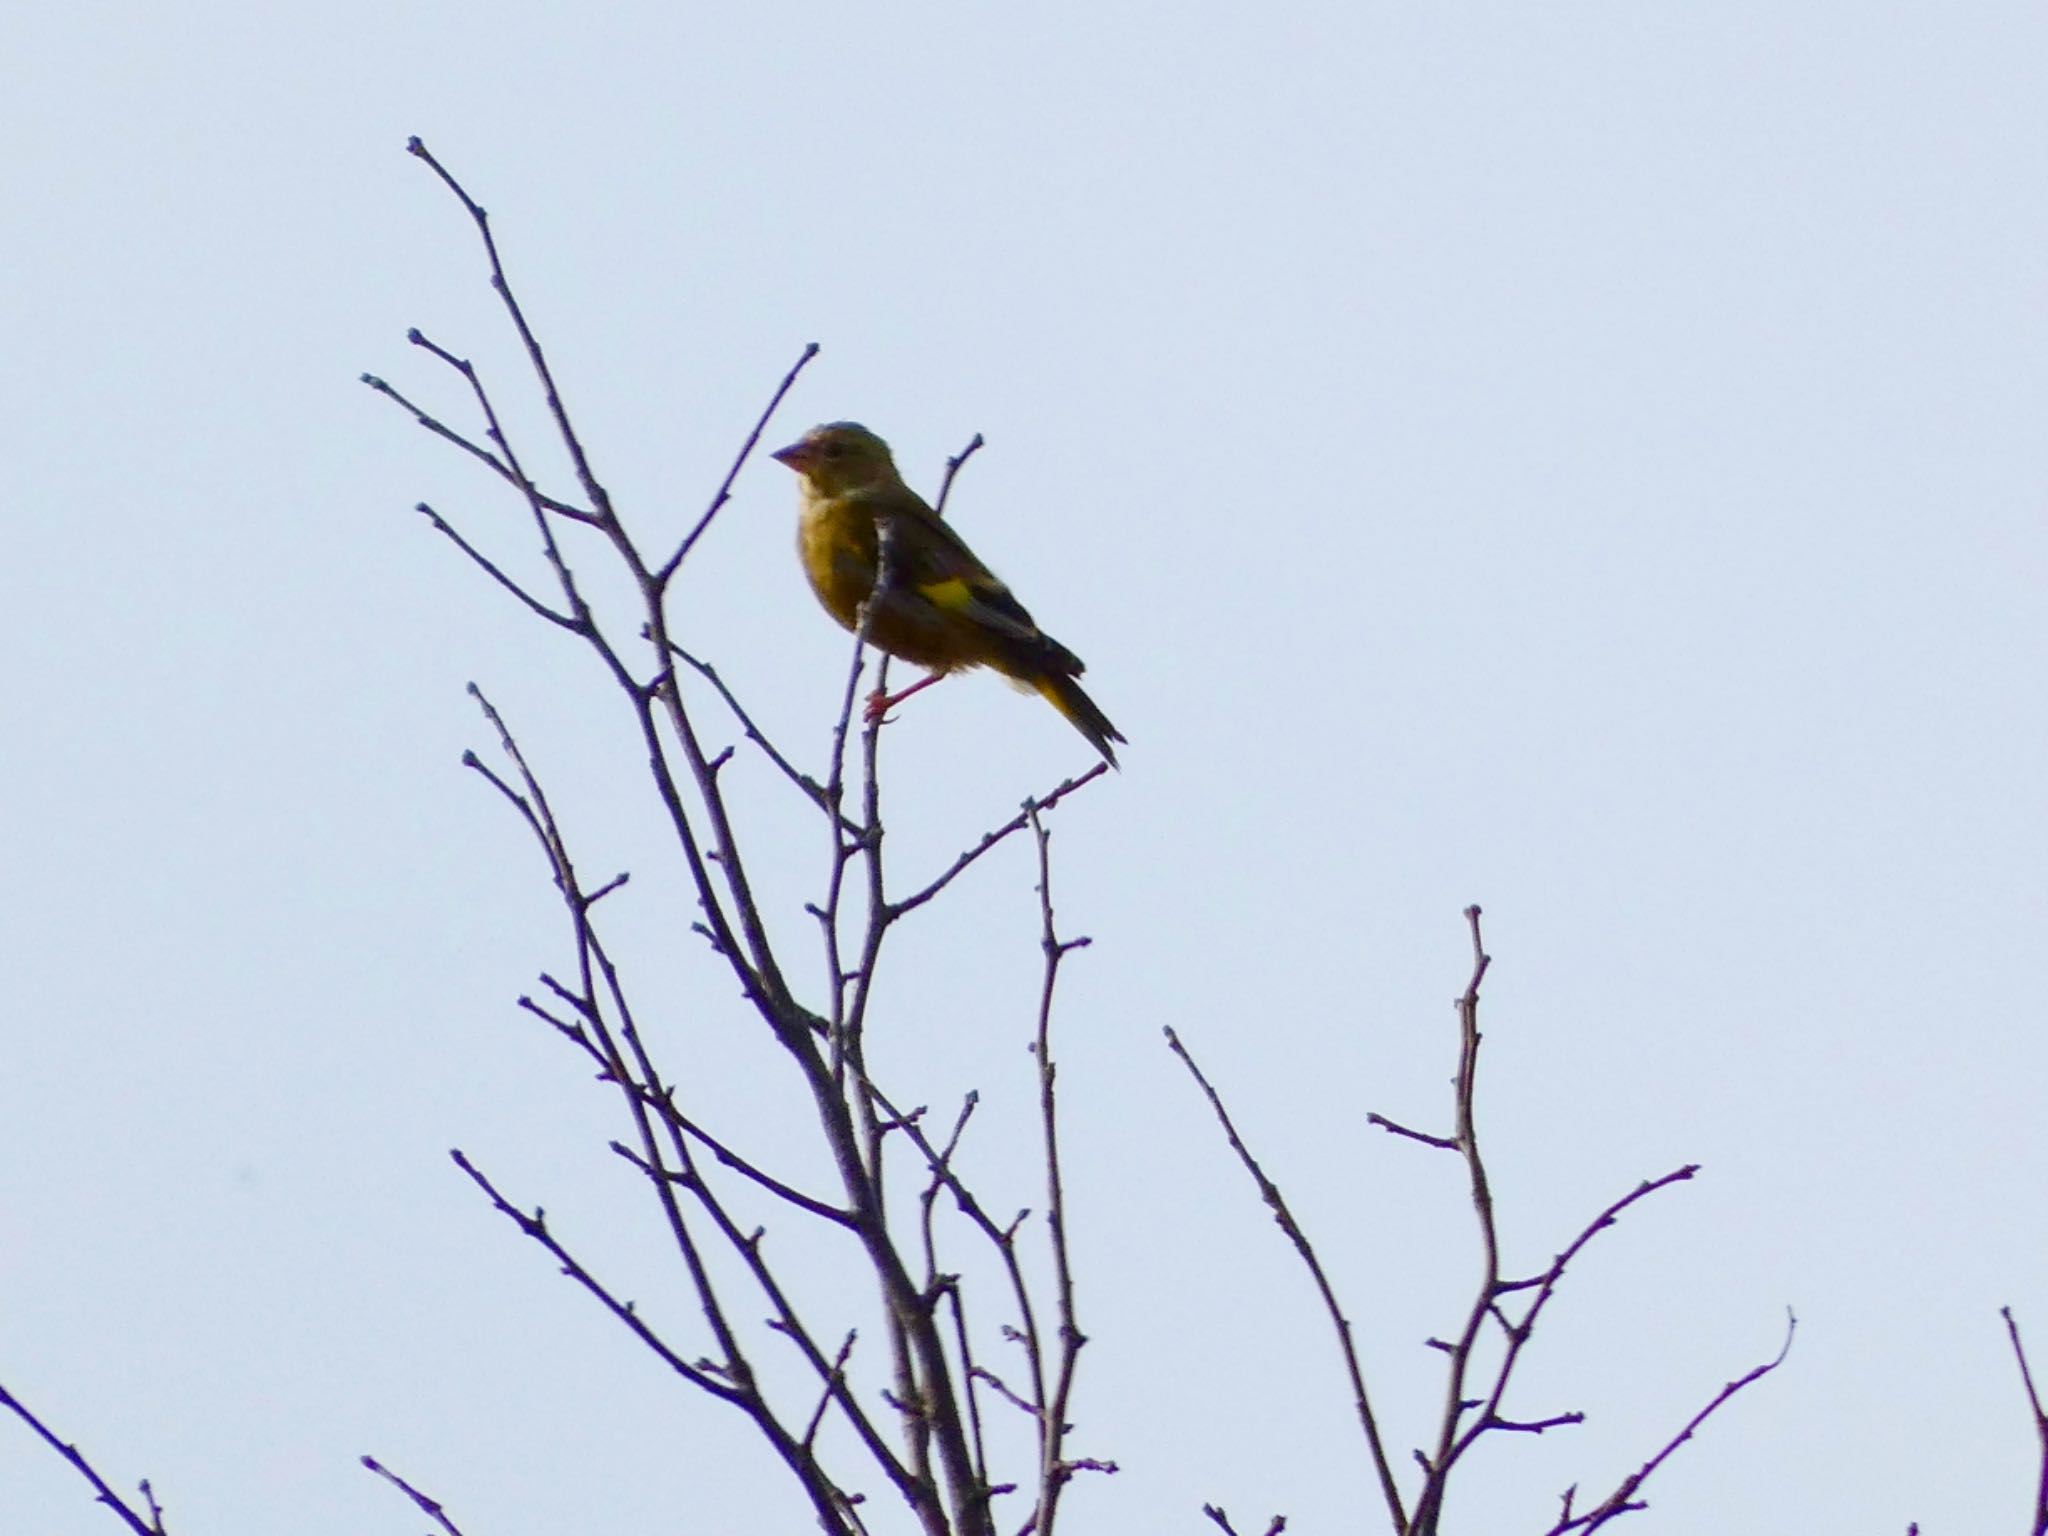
[864,671,946,723]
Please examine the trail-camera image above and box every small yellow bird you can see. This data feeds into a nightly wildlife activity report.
[771,422,1124,767]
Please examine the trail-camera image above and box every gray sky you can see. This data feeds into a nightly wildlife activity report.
[5,3,2045,1532]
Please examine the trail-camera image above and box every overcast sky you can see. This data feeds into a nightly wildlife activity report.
[5,4,2046,1533]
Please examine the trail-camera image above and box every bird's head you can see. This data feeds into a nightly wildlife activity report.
[770,422,900,496]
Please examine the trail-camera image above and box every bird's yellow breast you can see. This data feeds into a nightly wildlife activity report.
[795,488,967,672]
[797,493,879,632]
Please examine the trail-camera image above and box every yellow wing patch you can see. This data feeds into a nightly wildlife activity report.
[917,576,978,611]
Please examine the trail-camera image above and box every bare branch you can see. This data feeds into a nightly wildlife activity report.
[451,1148,748,1403]
[661,342,822,580]
[932,432,986,518]
[667,640,837,816]
[0,1381,168,1536]
[612,1133,853,1230]
[801,1333,860,1450]
[361,1456,469,1536]
[1489,1412,1585,1435]
[1165,1026,1406,1531]
[1499,1166,1703,1300]
[1201,1505,1285,1536]
[1027,805,1090,1536]
[416,502,583,629]
[361,371,597,521]
[2002,1307,2048,1536]
[407,136,614,523]
[892,766,1111,921]
[1545,1312,1796,1534]
[941,1277,993,1494]
[1364,1113,1457,1150]
[1411,908,1501,1532]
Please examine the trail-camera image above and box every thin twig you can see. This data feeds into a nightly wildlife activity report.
[1365,1113,1457,1150]
[451,1149,748,1403]
[0,1381,167,1536]
[1165,1026,1406,1531]
[932,433,986,518]
[971,1366,1040,1419]
[1544,1312,1796,1534]
[402,324,604,654]
[416,502,582,629]
[661,342,821,580]
[1490,1412,1585,1435]
[1412,907,1498,1533]
[362,1456,469,1536]
[892,765,1110,920]
[613,1132,854,1230]
[2002,1307,2048,1536]
[407,137,613,522]
[360,371,597,521]
[1027,804,1093,1536]
[801,1334,860,1450]
[1201,1506,1285,1536]
[666,640,839,816]
[943,1278,993,1495]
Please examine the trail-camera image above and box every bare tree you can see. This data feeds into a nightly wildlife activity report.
[8,144,2047,1536]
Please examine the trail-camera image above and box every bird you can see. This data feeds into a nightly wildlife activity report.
[770,422,1124,767]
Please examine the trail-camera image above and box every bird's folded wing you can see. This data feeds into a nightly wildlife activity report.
[879,507,1046,644]
[915,573,1043,643]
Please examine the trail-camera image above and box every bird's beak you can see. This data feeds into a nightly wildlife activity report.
[770,441,811,471]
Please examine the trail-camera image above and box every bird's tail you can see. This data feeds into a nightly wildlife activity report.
[1034,671,1126,769]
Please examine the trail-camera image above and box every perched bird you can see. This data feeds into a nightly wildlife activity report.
[770,422,1124,767]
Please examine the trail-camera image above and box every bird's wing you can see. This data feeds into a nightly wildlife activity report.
[863,491,1047,645]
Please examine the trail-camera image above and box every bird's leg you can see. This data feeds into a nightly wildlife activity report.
[863,671,946,723]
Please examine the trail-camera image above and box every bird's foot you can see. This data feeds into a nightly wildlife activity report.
[862,671,946,725]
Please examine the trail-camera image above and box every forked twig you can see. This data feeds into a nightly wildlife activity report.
[450,1149,747,1405]
[405,136,611,520]
[359,371,596,521]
